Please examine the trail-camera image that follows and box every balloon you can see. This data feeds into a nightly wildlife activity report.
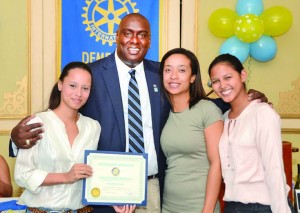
[208,8,238,38]
[260,6,293,36]
[220,36,250,63]
[236,0,264,16]
[234,14,264,43]
[250,35,277,62]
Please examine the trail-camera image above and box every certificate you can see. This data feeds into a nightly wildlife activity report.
[82,150,148,206]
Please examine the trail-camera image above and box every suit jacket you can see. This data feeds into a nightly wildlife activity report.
[80,53,170,212]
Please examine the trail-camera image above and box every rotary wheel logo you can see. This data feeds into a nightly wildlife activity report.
[82,0,139,46]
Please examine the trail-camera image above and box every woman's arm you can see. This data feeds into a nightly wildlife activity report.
[15,140,93,191]
[0,155,13,197]
[256,106,290,213]
[42,163,93,185]
[202,120,224,213]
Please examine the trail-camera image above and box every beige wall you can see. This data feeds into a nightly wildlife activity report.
[1,0,299,196]
[0,0,57,196]
[0,0,30,196]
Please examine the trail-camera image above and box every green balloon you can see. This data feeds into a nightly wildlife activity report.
[234,14,264,43]
[208,8,238,38]
[261,6,293,36]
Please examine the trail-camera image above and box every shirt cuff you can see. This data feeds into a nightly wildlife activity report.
[11,139,19,156]
[25,170,48,193]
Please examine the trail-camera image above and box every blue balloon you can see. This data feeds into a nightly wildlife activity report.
[236,0,264,16]
[220,36,250,63]
[250,35,277,62]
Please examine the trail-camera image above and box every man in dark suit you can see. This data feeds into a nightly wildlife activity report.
[9,13,267,213]
[10,13,169,213]
[79,13,170,213]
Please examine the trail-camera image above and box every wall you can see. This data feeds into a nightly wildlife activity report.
[0,0,29,196]
[0,0,57,196]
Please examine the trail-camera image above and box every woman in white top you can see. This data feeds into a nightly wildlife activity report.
[14,62,100,213]
[208,54,291,213]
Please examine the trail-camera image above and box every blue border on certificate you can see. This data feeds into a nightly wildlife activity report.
[82,150,148,206]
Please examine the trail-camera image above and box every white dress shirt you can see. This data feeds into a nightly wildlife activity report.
[14,110,101,210]
[115,52,158,176]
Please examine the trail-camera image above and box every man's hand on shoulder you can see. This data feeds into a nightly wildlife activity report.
[247,89,271,104]
[11,115,44,149]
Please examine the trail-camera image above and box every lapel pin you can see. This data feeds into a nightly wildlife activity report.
[153,84,158,92]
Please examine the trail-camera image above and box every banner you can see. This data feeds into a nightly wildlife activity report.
[59,0,161,70]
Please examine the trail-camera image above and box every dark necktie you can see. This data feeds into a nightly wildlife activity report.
[128,69,144,153]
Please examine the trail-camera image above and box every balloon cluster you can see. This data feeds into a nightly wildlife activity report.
[208,0,293,63]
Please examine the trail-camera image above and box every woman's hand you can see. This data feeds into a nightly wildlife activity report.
[41,163,93,186]
[65,163,93,183]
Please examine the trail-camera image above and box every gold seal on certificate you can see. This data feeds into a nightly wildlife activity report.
[82,150,148,206]
[91,187,101,197]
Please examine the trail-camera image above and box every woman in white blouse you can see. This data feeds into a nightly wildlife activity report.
[15,62,101,213]
[208,54,291,213]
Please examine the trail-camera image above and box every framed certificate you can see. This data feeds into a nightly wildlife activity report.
[82,150,148,206]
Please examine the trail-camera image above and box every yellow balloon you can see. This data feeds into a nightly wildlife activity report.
[208,8,238,38]
[234,14,264,43]
[260,6,293,36]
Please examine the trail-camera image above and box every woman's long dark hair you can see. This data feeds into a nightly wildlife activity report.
[48,62,92,110]
[159,48,207,109]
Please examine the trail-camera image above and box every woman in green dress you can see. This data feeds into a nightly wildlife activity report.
[159,48,224,213]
